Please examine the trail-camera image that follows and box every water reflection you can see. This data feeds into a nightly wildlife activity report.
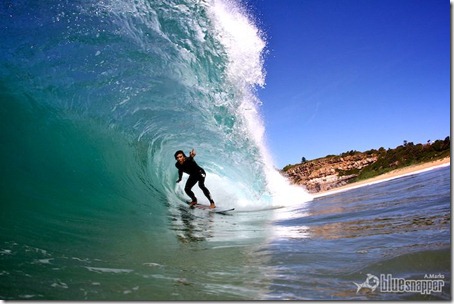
[270,185,450,241]
[308,212,450,240]
[170,205,215,243]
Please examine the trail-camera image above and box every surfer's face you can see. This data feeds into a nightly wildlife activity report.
[176,153,185,164]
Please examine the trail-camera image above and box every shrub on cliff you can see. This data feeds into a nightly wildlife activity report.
[282,136,450,181]
[354,136,450,182]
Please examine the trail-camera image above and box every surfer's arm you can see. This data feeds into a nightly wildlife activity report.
[176,165,183,183]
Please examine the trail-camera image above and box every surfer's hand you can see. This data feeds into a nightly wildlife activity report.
[189,149,196,157]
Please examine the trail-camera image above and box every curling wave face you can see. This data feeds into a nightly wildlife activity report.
[0,0,311,227]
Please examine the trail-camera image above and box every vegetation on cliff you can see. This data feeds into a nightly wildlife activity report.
[352,136,450,182]
[283,136,450,186]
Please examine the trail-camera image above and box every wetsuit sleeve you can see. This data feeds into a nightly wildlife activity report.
[175,163,183,181]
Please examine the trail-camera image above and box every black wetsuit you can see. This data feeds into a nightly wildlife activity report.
[176,156,213,203]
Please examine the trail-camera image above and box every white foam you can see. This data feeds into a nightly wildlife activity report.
[85,266,133,274]
[208,0,266,87]
[207,0,313,208]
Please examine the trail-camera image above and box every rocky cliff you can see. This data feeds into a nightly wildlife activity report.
[283,153,378,193]
[282,137,450,193]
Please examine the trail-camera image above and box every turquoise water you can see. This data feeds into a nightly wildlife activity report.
[0,0,450,300]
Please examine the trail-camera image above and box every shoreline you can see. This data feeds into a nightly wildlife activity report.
[312,157,450,198]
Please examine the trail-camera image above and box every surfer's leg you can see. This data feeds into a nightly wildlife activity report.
[198,175,215,208]
[184,175,198,204]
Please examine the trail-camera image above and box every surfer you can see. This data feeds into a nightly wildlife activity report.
[175,149,216,209]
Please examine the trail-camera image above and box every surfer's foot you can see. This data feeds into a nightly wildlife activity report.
[209,202,216,209]
[189,201,197,208]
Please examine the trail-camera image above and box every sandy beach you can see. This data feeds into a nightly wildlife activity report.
[313,157,451,198]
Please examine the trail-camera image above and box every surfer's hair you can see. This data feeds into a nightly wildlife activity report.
[174,150,186,159]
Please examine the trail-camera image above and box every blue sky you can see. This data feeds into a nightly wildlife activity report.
[245,0,450,168]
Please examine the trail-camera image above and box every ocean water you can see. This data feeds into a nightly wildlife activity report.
[0,0,450,300]
[267,165,450,300]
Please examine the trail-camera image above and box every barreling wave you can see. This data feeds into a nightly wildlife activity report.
[0,0,310,230]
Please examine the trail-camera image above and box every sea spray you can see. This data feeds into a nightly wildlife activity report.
[205,0,312,208]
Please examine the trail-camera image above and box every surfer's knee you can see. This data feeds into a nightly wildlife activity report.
[184,187,192,195]
[198,183,208,192]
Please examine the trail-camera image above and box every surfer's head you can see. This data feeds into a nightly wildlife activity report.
[174,150,186,164]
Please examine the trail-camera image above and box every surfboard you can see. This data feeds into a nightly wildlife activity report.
[185,202,235,214]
